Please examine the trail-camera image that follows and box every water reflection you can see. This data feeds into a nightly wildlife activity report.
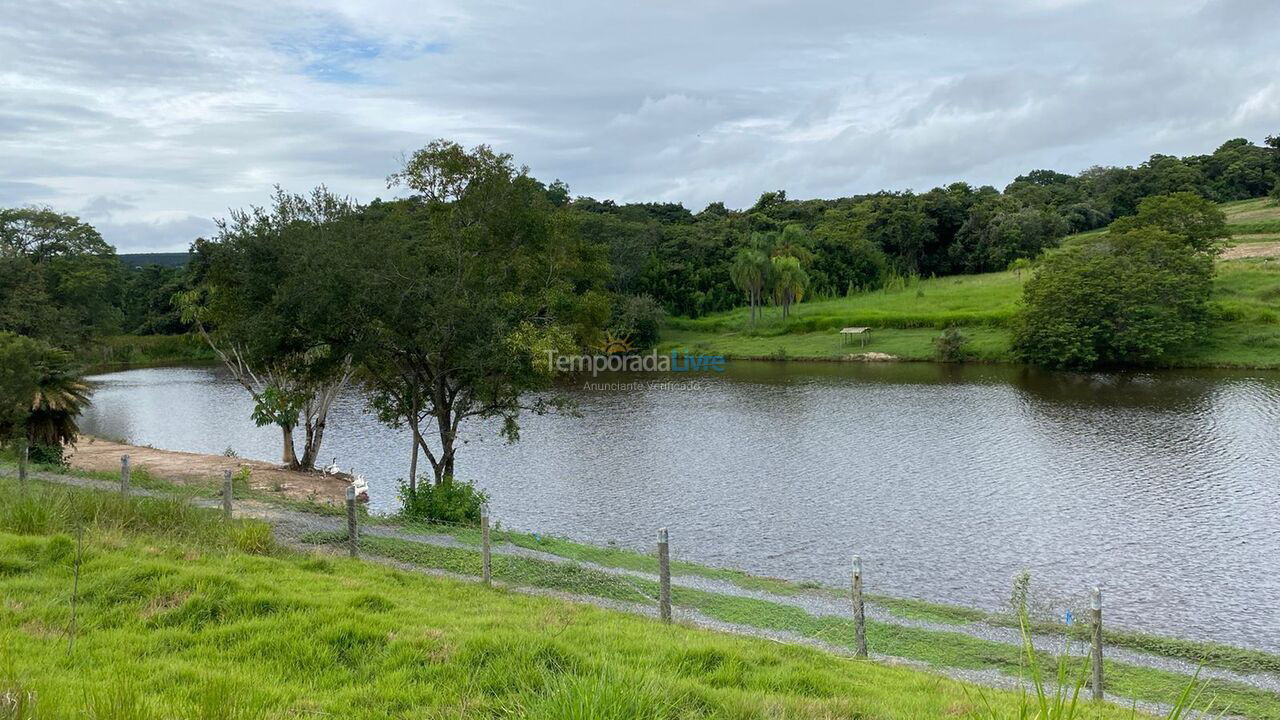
[80,363,1280,651]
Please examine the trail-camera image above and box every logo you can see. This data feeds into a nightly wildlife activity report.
[546,333,726,377]
[593,330,635,356]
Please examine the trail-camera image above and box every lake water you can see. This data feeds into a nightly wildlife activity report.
[80,362,1280,651]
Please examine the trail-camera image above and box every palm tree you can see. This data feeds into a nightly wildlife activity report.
[729,248,769,328]
[771,224,815,267]
[770,255,809,320]
[25,347,91,447]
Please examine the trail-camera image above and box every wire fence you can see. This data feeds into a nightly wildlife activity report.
[320,492,1123,702]
[12,454,1278,714]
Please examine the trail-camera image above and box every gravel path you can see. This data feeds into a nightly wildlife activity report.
[7,466,1276,710]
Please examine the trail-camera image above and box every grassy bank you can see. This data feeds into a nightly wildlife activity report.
[0,480,1152,720]
[79,333,215,372]
[660,198,1280,367]
[659,260,1280,367]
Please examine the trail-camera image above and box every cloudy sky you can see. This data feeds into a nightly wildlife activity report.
[2,0,1277,252]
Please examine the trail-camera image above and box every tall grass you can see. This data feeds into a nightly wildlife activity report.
[970,614,1224,720]
[0,480,276,555]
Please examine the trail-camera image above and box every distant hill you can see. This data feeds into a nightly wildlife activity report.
[118,252,191,270]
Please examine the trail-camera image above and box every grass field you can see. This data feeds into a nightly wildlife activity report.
[0,479,1167,720]
[660,199,1280,367]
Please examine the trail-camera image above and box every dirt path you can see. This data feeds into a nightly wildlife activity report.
[1222,238,1280,260]
[65,436,355,505]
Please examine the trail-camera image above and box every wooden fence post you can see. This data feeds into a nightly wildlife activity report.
[222,469,233,519]
[852,555,868,658]
[1091,587,1104,701]
[657,527,671,622]
[17,439,28,492]
[346,485,358,558]
[120,455,130,496]
[481,504,492,585]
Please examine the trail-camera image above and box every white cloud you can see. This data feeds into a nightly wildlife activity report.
[1,0,1277,251]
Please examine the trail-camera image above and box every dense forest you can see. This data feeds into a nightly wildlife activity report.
[2,134,1278,349]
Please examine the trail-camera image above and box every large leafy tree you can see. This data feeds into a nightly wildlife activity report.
[184,187,356,471]
[1109,192,1229,253]
[1012,227,1214,369]
[0,207,121,345]
[336,141,610,487]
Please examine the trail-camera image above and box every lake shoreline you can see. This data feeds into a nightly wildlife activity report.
[65,435,357,506]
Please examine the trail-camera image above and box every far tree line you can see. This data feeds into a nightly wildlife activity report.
[1,134,1277,507]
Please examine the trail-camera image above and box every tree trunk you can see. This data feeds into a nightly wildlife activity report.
[281,424,299,469]
[300,414,326,471]
[432,407,457,485]
[408,414,420,493]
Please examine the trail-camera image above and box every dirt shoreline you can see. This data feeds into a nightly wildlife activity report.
[66,436,356,505]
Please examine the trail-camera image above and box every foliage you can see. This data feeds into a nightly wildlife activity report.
[729,247,770,327]
[342,140,611,484]
[0,331,91,446]
[119,263,193,335]
[1013,228,1214,369]
[1109,192,1230,253]
[398,476,489,524]
[0,206,121,346]
[608,294,665,350]
[1271,180,1280,206]
[185,186,358,470]
[770,255,809,319]
[934,326,970,362]
[28,443,65,466]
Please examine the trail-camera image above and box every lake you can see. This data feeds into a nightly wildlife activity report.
[80,362,1280,651]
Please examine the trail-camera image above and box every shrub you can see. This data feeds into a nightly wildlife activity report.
[609,294,665,350]
[1271,180,1280,206]
[399,477,488,524]
[934,327,969,362]
[1013,228,1213,369]
[1108,192,1229,253]
[29,444,65,467]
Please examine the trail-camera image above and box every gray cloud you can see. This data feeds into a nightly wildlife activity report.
[0,0,1276,251]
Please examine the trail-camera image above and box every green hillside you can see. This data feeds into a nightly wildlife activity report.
[659,199,1280,367]
[118,252,191,269]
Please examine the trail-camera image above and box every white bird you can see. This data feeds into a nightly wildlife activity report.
[350,472,370,502]
[322,458,340,475]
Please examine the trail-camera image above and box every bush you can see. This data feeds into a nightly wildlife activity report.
[934,327,969,362]
[399,477,488,524]
[29,444,65,467]
[609,294,665,350]
[1013,228,1213,369]
[1270,181,1280,206]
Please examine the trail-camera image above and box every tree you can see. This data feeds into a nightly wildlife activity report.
[729,248,769,327]
[0,332,91,449]
[770,255,808,320]
[184,187,356,471]
[1012,228,1213,369]
[0,207,121,345]
[344,141,610,487]
[1271,179,1280,206]
[1109,192,1229,253]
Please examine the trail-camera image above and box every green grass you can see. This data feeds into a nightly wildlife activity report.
[0,480,1158,720]
[12,456,1280,686]
[659,259,1280,368]
[1222,197,1280,224]
[80,334,215,373]
[314,532,1280,719]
